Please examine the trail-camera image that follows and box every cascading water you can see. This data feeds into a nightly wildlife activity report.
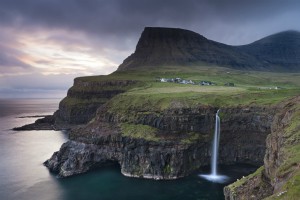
[199,109,229,183]
[211,109,220,176]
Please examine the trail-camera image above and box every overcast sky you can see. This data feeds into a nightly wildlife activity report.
[1,0,300,98]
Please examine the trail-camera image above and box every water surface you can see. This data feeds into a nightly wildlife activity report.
[0,99,256,200]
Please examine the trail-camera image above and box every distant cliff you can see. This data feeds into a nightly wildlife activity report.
[56,77,141,124]
[118,27,300,72]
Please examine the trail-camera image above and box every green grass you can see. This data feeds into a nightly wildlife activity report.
[228,166,264,191]
[120,123,208,144]
[104,79,300,126]
[74,65,300,87]
[60,97,107,106]
[265,171,300,200]
[180,132,209,144]
[120,123,159,141]
[64,65,300,112]
[280,170,300,199]
[276,104,300,181]
[96,66,300,114]
[106,87,300,118]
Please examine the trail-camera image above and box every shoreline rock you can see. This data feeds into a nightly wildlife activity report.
[44,105,273,180]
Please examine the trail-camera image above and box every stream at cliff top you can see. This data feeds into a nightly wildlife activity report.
[0,99,257,200]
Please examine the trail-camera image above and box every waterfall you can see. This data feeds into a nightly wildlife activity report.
[199,109,228,183]
[211,109,220,176]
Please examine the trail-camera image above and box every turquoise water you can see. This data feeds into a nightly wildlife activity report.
[0,99,257,200]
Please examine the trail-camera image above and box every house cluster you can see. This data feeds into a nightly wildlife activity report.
[259,86,282,90]
[158,77,217,86]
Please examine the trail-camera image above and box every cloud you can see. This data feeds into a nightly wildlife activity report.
[0,50,30,69]
[0,36,33,74]
[1,0,300,45]
[0,0,300,97]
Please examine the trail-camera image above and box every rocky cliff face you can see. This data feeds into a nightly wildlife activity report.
[224,95,300,199]
[54,78,140,125]
[44,105,274,179]
[118,27,300,72]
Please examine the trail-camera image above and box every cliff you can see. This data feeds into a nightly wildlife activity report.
[44,101,274,179]
[14,76,143,130]
[224,95,300,199]
[56,77,141,124]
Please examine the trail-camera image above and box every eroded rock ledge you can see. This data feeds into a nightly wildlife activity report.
[224,95,300,199]
[44,105,273,180]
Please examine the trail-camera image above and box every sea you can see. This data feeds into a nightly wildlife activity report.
[0,98,257,200]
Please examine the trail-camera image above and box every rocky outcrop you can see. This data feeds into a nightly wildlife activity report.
[118,27,300,72]
[44,105,274,179]
[56,78,140,124]
[44,133,210,179]
[13,78,142,130]
[224,95,300,199]
[13,115,55,130]
[224,167,273,199]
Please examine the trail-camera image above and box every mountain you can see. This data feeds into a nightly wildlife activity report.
[239,30,300,71]
[118,27,300,72]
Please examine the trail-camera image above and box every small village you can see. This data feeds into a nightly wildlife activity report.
[156,77,284,89]
[157,77,235,86]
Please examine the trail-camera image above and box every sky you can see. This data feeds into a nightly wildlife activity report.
[1,0,300,98]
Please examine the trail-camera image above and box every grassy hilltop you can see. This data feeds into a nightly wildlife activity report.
[73,65,300,110]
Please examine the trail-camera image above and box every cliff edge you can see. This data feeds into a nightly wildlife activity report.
[224,95,300,199]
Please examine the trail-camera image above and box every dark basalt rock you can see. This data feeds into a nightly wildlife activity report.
[44,105,274,179]
[224,95,300,199]
[13,115,55,130]
[56,79,140,124]
[44,136,210,179]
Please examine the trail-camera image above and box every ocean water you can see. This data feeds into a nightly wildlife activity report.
[0,99,257,200]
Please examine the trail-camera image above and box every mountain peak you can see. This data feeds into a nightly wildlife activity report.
[239,30,300,71]
[250,30,300,45]
[141,26,205,37]
[117,27,209,71]
[117,27,300,72]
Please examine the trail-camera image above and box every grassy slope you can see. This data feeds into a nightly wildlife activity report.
[76,65,300,144]
[265,103,300,199]
[94,66,300,113]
